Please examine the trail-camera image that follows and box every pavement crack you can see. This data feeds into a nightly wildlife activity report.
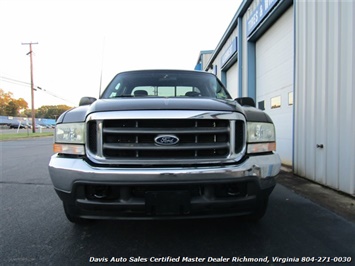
[0,181,52,186]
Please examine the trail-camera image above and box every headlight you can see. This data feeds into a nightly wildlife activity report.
[55,123,85,144]
[247,122,276,154]
[247,122,275,143]
[54,123,85,155]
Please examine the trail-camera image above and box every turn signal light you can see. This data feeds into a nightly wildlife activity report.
[53,144,85,155]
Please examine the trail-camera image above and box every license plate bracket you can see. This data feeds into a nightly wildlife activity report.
[145,191,191,216]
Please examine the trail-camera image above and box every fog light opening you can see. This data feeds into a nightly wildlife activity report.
[227,184,241,197]
[96,186,109,199]
[92,186,110,199]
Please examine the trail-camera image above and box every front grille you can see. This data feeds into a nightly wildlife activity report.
[102,119,229,159]
[86,111,245,165]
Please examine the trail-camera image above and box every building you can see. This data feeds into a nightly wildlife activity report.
[198,0,354,196]
[194,50,214,71]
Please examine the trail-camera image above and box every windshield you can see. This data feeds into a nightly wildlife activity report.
[101,70,232,100]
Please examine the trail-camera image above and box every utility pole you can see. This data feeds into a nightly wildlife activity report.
[22,42,38,133]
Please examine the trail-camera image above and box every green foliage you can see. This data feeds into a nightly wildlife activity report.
[35,105,72,119]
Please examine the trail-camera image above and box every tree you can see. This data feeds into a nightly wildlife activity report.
[5,101,17,116]
[0,89,28,116]
[16,98,28,111]
[0,89,13,115]
[35,105,72,119]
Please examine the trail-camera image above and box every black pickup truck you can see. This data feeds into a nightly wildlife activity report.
[48,69,280,224]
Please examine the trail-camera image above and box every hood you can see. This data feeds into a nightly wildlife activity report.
[58,98,242,123]
[91,98,241,112]
[57,98,272,123]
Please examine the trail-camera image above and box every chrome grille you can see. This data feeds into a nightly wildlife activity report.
[102,119,230,159]
[86,111,246,165]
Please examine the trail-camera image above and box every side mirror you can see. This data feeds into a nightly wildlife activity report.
[79,97,97,106]
[235,97,256,107]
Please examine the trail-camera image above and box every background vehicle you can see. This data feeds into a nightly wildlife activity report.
[8,122,28,129]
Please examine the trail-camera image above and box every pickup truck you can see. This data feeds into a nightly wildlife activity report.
[48,69,281,224]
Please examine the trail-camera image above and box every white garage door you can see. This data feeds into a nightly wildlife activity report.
[256,6,294,165]
[226,63,239,98]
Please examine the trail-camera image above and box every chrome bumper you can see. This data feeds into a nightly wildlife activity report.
[48,153,281,193]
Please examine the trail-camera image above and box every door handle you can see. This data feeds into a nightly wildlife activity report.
[316,144,324,149]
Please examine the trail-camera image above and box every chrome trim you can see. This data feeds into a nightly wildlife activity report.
[96,120,103,158]
[49,153,281,193]
[229,120,236,157]
[85,110,246,165]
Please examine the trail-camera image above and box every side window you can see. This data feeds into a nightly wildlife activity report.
[258,100,265,110]
[288,92,293,105]
[271,96,281,109]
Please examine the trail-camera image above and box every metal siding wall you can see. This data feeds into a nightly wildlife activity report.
[338,1,355,194]
[314,1,327,185]
[326,1,340,189]
[294,0,355,195]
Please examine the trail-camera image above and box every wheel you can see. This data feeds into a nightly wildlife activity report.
[63,203,91,225]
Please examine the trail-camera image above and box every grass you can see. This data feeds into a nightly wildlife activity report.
[0,132,54,141]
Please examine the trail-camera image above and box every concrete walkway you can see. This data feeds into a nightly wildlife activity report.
[277,167,355,223]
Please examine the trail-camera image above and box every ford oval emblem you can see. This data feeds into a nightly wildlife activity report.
[154,135,179,146]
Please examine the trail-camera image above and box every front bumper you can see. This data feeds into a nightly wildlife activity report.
[48,153,280,219]
[49,153,280,192]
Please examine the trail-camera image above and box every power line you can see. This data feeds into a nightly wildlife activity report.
[0,78,31,88]
[38,87,76,105]
[0,75,75,104]
[0,76,31,86]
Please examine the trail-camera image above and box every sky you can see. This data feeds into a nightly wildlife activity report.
[0,0,242,108]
